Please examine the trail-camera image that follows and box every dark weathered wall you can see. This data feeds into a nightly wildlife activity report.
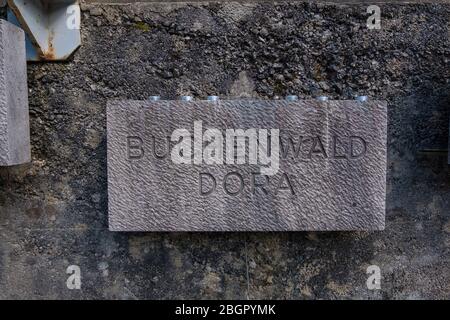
[0,2,449,299]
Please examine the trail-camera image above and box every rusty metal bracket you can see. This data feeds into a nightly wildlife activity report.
[6,0,81,61]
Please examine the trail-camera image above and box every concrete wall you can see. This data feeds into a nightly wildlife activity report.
[0,1,449,299]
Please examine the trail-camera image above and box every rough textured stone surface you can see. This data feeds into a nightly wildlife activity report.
[108,100,387,231]
[0,2,449,299]
[0,19,30,166]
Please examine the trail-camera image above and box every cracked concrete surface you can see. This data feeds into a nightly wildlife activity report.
[0,2,449,299]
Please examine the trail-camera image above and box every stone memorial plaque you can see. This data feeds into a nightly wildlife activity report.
[107,99,387,231]
[0,19,30,166]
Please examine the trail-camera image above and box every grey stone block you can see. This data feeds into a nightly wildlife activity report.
[107,100,387,231]
[0,19,30,166]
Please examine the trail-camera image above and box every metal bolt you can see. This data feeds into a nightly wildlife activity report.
[148,96,160,101]
[207,96,219,101]
[180,96,193,101]
[285,95,298,101]
[316,96,329,101]
[356,95,368,102]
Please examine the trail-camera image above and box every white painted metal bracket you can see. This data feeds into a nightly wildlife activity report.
[6,0,81,61]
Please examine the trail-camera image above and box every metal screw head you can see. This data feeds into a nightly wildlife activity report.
[285,95,298,101]
[207,96,219,101]
[316,96,329,101]
[180,96,193,101]
[356,96,368,102]
[148,96,161,101]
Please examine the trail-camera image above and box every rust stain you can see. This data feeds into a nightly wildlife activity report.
[41,46,55,60]
[7,1,80,61]
[40,30,56,60]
